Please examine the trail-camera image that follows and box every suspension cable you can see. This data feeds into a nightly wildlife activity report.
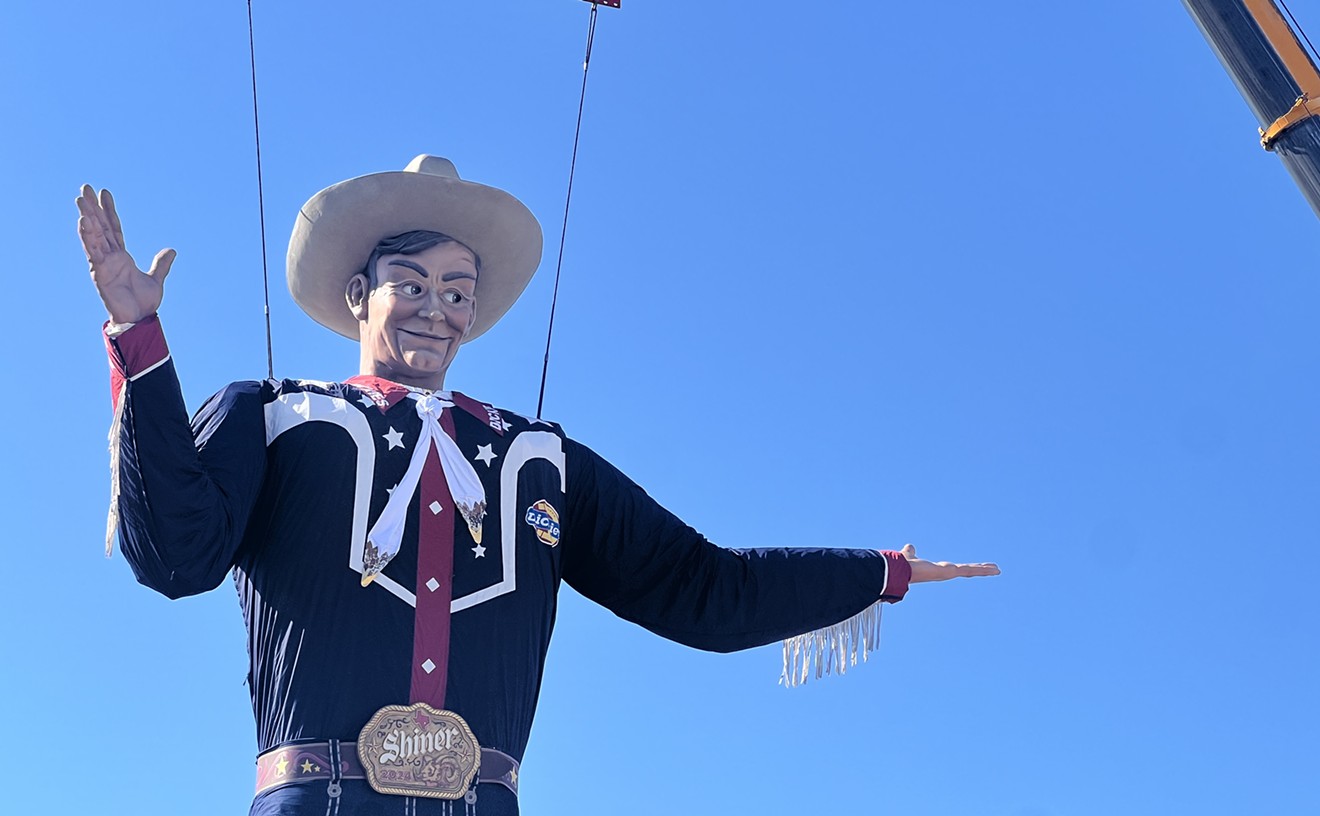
[246,0,276,380]
[1278,0,1320,68]
[536,2,600,418]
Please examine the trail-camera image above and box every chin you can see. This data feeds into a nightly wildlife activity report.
[398,353,449,376]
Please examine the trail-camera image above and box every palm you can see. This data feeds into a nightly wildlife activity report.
[77,186,174,324]
[901,543,1000,584]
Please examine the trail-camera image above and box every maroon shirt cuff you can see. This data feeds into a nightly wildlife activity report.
[104,315,170,409]
[879,550,912,602]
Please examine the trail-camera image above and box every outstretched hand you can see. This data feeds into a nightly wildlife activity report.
[902,543,1000,584]
[76,185,176,325]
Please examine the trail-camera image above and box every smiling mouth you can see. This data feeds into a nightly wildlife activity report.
[400,330,451,342]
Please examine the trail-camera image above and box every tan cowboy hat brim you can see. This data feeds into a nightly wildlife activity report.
[287,155,543,342]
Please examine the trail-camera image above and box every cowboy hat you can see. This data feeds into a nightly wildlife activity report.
[287,155,543,342]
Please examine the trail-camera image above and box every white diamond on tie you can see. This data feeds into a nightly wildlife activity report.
[426,577,440,592]
[422,659,436,674]
[361,391,487,587]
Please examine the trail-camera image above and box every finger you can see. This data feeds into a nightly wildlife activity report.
[77,195,114,256]
[101,189,126,250]
[91,188,118,243]
[77,216,104,263]
[77,186,116,249]
[79,184,103,219]
[901,543,917,560]
[952,563,1000,577]
[147,248,177,283]
[77,211,112,261]
[79,184,98,210]
[76,188,100,221]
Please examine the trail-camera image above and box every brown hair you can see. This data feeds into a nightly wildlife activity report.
[363,231,482,287]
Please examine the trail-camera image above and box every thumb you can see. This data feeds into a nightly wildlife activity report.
[900,543,917,560]
[148,248,177,283]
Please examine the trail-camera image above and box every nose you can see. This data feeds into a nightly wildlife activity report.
[418,290,445,322]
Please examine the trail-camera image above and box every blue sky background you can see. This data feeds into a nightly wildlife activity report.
[3,2,1317,814]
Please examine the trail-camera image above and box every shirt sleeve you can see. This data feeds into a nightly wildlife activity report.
[560,438,911,655]
[105,317,270,599]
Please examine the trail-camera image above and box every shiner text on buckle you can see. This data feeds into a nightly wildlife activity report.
[357,702,481,799]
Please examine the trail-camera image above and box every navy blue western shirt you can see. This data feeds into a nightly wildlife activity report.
[104,316,911,815]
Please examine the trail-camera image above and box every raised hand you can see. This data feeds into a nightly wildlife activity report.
[76,185,176,325]
[901,543,1000,584]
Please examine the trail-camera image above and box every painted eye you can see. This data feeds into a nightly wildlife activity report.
[401,282,424,296]
[443,290,465,305]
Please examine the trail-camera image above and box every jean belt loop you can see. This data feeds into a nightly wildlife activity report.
[326,739,343,799]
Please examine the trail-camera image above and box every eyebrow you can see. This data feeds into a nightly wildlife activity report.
[387,259,429,278]
[386,260,477,283]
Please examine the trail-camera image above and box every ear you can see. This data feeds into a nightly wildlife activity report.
[346,273,370,321]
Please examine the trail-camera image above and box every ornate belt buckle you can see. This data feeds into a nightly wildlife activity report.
[357,703,482,799]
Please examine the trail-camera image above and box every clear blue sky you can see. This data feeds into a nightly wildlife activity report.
[3,2,1317,814]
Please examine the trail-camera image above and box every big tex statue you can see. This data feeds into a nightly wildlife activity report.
[77,155,999,816]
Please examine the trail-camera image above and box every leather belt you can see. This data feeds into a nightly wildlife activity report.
[256,741,519,798]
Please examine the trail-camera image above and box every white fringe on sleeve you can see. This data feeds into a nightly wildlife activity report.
[779,599,884,688]
[105,382,127,557]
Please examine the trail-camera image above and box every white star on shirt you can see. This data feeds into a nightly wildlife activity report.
[499,418,513,432]
[386,483,398,497]
[474,444,498,467]
[383,427,405,450]
[358,393,376,410]
[471,543,487,558]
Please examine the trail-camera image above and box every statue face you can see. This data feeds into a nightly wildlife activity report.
[347,241,479,388]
